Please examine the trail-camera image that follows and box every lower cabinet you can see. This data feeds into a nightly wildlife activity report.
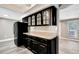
[31,40,47,54]
[23,35,58,54]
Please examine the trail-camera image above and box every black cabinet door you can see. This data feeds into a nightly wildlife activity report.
[14,22,28,46]
[28,16,32,26]
[42,9,50,25]
[52,6,57,25]
[22,17,28,22]
[37,44,47,54]
[36,13,42,25]
[22,6,57,26]
[31,15,35,26]
[31,40,47,54]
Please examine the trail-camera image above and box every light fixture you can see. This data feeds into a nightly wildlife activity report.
[3,14,8,17]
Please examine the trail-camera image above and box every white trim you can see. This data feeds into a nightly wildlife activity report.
[60,37,79,42]
[0,17,19,21]
[0,38,14,42]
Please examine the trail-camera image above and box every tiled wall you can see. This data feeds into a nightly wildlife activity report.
[29,26,57,33]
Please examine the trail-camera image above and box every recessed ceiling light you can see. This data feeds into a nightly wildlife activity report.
[3,14,8,17]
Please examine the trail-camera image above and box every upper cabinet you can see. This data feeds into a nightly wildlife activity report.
[32,15,35,25]
[52,6,57,25]
[22,17,28,22]
[42,9,50,25]
[37,13,42,25]
[28,16,31,26]
[22,6,57,26]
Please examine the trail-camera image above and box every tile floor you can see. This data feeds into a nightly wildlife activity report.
[0,40,33,54]
[59,39,79,54]
[1,38,79,54]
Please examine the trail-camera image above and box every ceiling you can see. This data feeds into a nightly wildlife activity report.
[0,4,36,13]
[59,4,72,9]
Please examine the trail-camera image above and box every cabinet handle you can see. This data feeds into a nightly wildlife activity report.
[40,45,45,48]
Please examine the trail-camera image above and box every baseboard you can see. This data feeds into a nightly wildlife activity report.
[60,37,79,42]
[0,38,14,42]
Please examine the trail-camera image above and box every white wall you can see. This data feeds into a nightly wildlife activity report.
[0,7,22,20]
[59,4,79,20]
[59,4,79,40]
[0,7,23,40]
[0,7,22,40]
[0,18,16,40]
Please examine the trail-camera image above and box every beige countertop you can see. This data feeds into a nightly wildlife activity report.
[23,32,57,40]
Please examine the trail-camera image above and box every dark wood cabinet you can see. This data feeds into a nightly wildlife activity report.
[22,17,28,22]
[42,9,51,25]
[28,16,32,26]
[52,6,57,25]
[32,15,35,25]
[22,6,57,26]
[23,34,58,54]
[36,13,42,25]
[14,22,28,47]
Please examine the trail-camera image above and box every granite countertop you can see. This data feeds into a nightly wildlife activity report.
[23,32,57,40]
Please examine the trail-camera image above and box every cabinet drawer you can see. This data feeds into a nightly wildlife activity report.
[31,40,47,54]
[39,39,48,44]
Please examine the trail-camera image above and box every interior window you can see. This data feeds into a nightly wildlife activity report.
[67,20,78,39]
